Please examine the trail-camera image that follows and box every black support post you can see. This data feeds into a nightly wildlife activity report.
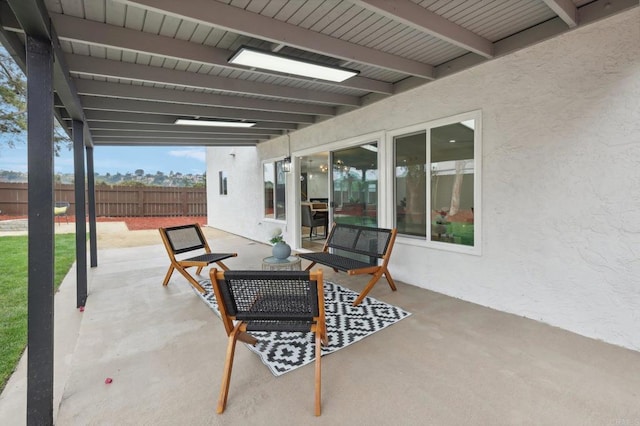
[86,145,98,267]
[26,35,55,426]
[72,120,87,307]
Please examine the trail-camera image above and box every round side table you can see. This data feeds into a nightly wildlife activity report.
[262,256,302,271]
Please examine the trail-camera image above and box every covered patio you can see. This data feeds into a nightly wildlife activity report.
[1,225,639,424]
[1,1,639,423]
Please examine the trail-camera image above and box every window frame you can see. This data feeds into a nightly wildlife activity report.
[387,110,482,255]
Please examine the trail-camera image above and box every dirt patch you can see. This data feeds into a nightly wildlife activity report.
[0,215,207,231]
[117,216,207,231]
[95,217,209,249]
[0,216,210,249]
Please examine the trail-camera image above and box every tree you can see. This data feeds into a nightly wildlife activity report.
[0,47,71,157]
[0,49,26,147]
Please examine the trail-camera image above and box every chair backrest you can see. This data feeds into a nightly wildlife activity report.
[311,202,327,210]
[326,223,393,259]
[212,270,323,333]
[160,224,207,254]
[54,201,70,215]
[301,205,315,227]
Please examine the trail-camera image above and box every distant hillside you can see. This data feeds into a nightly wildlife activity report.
[0,170,205,187]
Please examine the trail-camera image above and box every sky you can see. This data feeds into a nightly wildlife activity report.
[1,46,205,176]
[0,142,207,175]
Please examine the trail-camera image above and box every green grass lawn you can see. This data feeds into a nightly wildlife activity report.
[0,234,76,392]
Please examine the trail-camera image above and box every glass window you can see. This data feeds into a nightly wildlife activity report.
[394,131,427,237]
[331,143,378,227]
[263,160,286,220]
[219,171,228,195]
[430,121,475,246]
[393,115,478,249]
[275,161,286,220]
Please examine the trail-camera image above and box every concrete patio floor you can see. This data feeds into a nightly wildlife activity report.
[1,224,639,425]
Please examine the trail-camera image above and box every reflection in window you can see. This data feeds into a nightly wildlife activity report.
[332,144,378,227]
[394,117,477,247]
[395,132,427,237]
[431,121,475,246]
[263,161,286,220]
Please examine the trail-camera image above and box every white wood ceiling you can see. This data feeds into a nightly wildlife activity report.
[2,0,633,146]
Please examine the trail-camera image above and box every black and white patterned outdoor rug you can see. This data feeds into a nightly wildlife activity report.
[196,279,411,376]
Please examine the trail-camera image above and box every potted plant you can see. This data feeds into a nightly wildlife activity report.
[269,227,291,259]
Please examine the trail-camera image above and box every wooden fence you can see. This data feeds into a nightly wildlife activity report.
[0,183,207,217]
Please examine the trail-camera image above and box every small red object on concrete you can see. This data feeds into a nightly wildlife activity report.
[79,306,85,312]
[105,378,113,384]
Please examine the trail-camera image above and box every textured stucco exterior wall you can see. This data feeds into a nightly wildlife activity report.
[205,147,285,243]
[208,9,640,350]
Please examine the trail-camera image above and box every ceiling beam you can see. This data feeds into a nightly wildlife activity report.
[74,80,335,117]
[78,96,316,124]
[49,13,393,95]
[4,0,48,36]
[87,121,282,136]
[352,0,493,58]
[0,8,26,68]
[435,0,637,80]
[66,54,361,107]
[90,130,268,140]
[91,138,258,147]
[117,0,434,79]
[70,110,300,131]
[542,0,578,28]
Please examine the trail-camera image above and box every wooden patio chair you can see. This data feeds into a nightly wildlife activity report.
[159,223,237,293]
[210,268,328,416]
[298,223,398,306]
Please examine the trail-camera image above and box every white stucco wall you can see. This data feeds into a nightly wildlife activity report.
[207,9,640,351]
[205,146,285,244]
[305,171,329,201]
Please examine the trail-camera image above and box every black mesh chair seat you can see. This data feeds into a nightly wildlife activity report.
[245,320,314,332]
[186,253,236,264]
[298,252,372,272]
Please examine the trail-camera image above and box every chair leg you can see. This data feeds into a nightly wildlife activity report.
[352,270,384,307]
[314,331,322,416]
[216,261,230,271]
[351,267,398,306]
[320,323,328,346]
[162,265,175,286]
[383,268,397,291]
[176,267,206,293]
[218,324,242,414]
